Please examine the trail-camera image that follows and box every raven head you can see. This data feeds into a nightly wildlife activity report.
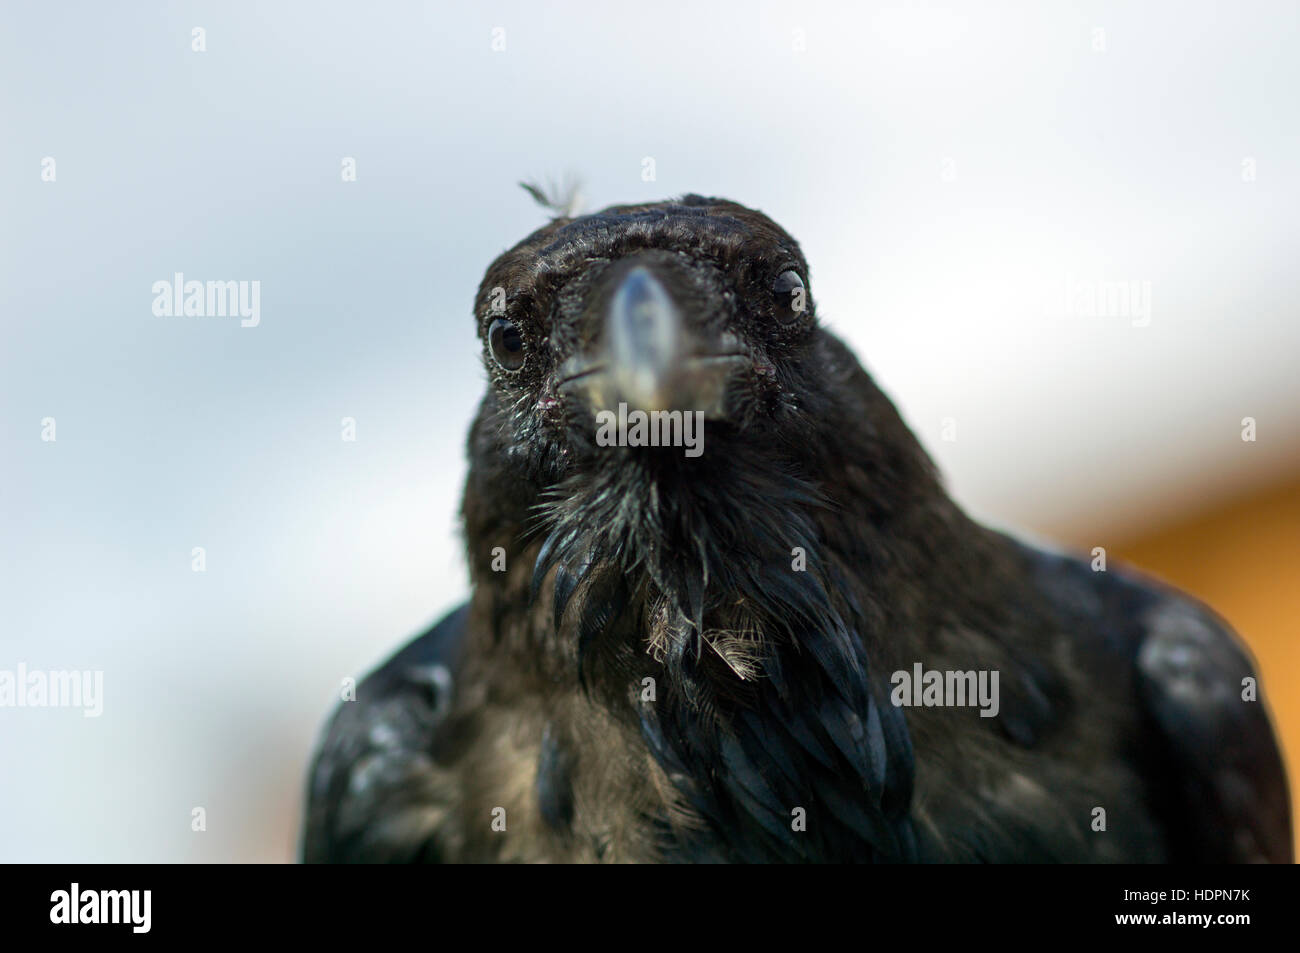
[474,195,822,479]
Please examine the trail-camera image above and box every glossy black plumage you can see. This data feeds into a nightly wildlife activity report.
[302,195,1292,863]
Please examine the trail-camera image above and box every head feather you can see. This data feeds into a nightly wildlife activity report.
[519,176,585,218]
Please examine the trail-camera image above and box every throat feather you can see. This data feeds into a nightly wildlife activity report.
[530,461,920,861]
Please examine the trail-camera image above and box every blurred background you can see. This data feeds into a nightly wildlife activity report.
[1,1,1296,861]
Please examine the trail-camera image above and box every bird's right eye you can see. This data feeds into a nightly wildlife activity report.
[771,269,806,324]
[488,317,526,371]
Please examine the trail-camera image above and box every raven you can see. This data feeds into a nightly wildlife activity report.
[302,195,1292,863]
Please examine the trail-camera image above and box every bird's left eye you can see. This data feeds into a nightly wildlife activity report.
[772,270,806,324]
[488,317,526,371]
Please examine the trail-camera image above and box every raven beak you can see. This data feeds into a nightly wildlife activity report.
[559,265,748,416]
[605,266,683,412]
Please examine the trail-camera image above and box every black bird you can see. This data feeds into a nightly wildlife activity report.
[302,194,1292,863]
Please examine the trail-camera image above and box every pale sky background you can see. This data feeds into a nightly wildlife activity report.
[2,1,1297,861]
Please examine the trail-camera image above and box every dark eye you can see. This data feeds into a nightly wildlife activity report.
[488,317,525,370]
[772,269,806,324]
